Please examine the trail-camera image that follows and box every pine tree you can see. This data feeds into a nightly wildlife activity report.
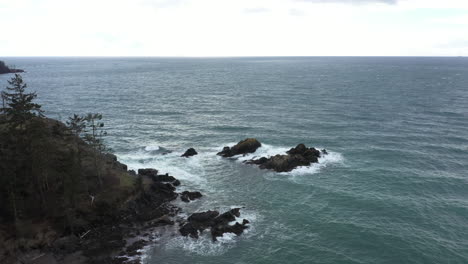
[1,74,43,125]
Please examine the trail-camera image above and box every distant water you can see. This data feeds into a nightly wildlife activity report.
[2,57,468,264]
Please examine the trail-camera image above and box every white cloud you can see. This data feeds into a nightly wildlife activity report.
[0,0,467,56]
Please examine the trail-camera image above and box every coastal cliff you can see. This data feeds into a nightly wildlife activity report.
[0,74,251,264]
[0,115,178,263]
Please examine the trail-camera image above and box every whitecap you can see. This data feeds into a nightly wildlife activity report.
[144,145,160,151]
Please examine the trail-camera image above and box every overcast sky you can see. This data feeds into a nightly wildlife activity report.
[0,0,467,56]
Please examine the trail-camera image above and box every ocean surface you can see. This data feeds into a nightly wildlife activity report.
[1,57,468,264]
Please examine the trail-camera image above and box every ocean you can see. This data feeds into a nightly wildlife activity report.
[1,57,468,264]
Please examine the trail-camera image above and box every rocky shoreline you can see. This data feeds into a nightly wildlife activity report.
[1,126,326,264]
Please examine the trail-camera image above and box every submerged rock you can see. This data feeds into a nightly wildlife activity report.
[217,138,261,157]
[246,143,326,172]
[181,148,198,157]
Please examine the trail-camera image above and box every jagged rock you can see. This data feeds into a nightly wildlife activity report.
[180,191,202,202]
[246,143,326,172]
[180,208,249,241]
[217,138,261,157]
[181,148,198,157]
[138,168,158,177]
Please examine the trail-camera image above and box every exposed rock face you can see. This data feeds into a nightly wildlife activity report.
[179,208,249,241]
[217,138,261,157]
[246,144,326,172]
[180,191,202,202]
[0,61,24,74]
[181,148,198,157]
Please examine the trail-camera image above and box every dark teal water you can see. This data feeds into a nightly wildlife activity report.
[1,57,468,264]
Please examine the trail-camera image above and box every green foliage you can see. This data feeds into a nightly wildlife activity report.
[1,74,43,125]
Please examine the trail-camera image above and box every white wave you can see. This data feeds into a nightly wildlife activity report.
[284,150,344,176]
[117,147,208,188]
[144,145,160,151]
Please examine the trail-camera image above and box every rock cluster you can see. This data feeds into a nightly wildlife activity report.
[179,208,249,241]
[246,143,327,172]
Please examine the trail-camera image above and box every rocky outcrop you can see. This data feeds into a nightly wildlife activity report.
[181,148,198,157]
[246,143,327,172]
[179,208,249,241]
[0,61,24,74]
[217,138,261,157]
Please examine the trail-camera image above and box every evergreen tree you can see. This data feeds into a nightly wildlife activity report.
[1,74,43,125]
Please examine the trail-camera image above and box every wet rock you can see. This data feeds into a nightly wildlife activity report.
[126,240,148,256]
[180,191,202,202]
[213,208,240,225]
[181,148,198,157]
[180,208,249,241]
[138,168,158,177]
[246,143,326,172]
[179,222,200,238]
[217,138,261,157]
[188,210,220,223]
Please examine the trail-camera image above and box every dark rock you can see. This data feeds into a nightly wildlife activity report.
[188,210,220,223]
[213,208,240,225]
[179,222,200,238]
[181,148,198,157]
[180,191,202,202]
[246,143,323,172]
[126,240,148,256]
[180,208,249,241]
[211,222,249,241]
[321,149,328,155]
[172,180,181,187]
[217,138,261,157]
[152,174,176,182]
[138,168,158,177]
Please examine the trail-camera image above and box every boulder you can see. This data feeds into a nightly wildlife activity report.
[217,138,261,157]
[181,148,198,157]
[180,191,202,202]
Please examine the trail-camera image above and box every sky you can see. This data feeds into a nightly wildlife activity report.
[0,0,467,56]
